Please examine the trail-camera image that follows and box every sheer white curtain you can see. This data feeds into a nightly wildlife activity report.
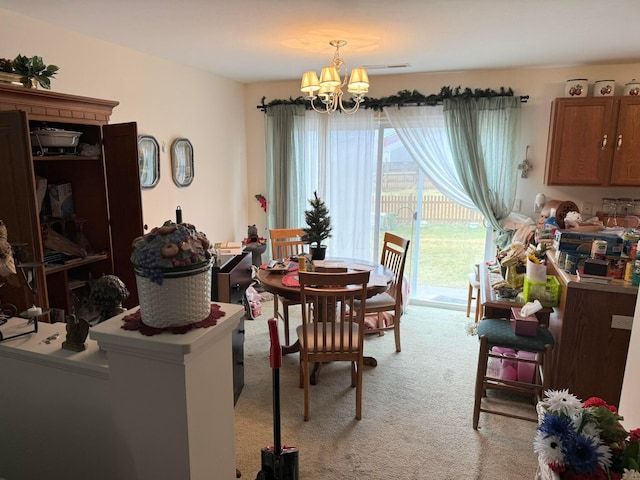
[443,96,521,249]
[384,105,476,210]
[301,110,378,260]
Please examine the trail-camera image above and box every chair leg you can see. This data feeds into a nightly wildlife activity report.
[282,304,290,346]
[273,294,280,321]
[355,358,363,420]
[299,356,304,389]
[473,335,489,429]
[350,361,356,387]
[374,313,385,336]
[541,344,552,395]
[466,283,473,318]
[474,288,481,323]
[394,317,401,353]
[302,357,310,421]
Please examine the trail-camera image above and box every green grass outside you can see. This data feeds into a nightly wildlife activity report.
[381,221,487,290]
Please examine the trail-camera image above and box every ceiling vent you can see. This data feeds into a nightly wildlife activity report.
[362,63,411,70]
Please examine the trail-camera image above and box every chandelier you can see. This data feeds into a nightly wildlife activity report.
[300,40,370,114]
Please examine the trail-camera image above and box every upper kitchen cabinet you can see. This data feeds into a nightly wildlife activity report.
[545,97,640,186]
[610,97,640,185]
[0,84,144,318]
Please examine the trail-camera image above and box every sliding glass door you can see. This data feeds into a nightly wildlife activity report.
[374,127,487,307]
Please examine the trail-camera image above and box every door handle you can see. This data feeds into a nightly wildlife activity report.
[601,134,608,150]
[617,134,623,150]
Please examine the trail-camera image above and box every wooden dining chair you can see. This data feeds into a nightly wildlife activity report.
[355,232,410,352]
[269,228,306,345]
[297,270,370,421]
[269,228,306,260]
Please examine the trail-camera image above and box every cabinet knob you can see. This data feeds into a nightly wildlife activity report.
[617,134,623,150]
[601,134,608,150]
[231,283,240,291]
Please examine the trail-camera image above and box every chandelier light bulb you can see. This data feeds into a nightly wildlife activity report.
[347,67,369,94]
[319,66,341,87]
[301,71,320,95]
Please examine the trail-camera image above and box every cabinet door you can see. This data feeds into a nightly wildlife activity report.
[610,97,640,186]
[0,110,48,311]
[545,98,616,185]
[103,123,145,307]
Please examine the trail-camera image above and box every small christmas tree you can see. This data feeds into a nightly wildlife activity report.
[301,191,332,247]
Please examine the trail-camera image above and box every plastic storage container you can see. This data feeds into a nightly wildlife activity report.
[523,275,560,307]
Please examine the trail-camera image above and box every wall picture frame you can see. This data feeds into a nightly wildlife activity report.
[171,138,194,187]
[137,135,160,188]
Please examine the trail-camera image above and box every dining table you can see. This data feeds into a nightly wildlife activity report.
[256,257,394,383]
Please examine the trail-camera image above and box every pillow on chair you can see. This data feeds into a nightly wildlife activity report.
[364,312,394,330]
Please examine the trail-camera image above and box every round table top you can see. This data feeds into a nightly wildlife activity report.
[256,257,394,302]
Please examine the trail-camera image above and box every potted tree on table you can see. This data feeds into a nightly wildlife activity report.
[301,191,332,260]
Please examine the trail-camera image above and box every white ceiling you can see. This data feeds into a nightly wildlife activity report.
[2,0,640,84]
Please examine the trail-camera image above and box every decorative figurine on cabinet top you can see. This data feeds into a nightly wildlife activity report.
[88,275,130,323]
[62,314,90,352]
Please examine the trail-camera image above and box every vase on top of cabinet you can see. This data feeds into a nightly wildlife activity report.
[564,79,588,97]
[593,79,615,96]
[624,79,640,96]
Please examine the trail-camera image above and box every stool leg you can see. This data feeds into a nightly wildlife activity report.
[473,335,489,429]
[540,344,553,400]
[466,283,473,318]
[474,288,481,323]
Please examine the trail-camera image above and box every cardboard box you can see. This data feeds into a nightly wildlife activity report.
[48,183,74,218]
[553,229,623,257]
[510,307,539,337]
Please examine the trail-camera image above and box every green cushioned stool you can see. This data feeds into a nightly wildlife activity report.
[473,317,555,429]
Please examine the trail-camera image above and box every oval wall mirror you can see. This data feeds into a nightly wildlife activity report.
[137,135,160,188]
[171,138,194,187]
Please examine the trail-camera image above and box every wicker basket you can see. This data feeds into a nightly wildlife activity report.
[135,260,212,328]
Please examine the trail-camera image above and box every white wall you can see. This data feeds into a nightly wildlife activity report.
[1,8,249,244]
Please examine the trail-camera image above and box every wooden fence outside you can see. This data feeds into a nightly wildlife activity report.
[381,194,484,224]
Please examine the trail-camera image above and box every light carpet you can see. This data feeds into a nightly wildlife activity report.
[234,301,539,480]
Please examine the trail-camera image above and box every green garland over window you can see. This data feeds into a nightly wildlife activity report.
[257,86,528,112]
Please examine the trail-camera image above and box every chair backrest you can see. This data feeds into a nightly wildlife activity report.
[269,228,306,259]
[298,270,370,359]
[379,232,410,308]
[313,266,348,273]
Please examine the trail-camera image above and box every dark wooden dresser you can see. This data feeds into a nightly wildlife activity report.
[211,252,253,404]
